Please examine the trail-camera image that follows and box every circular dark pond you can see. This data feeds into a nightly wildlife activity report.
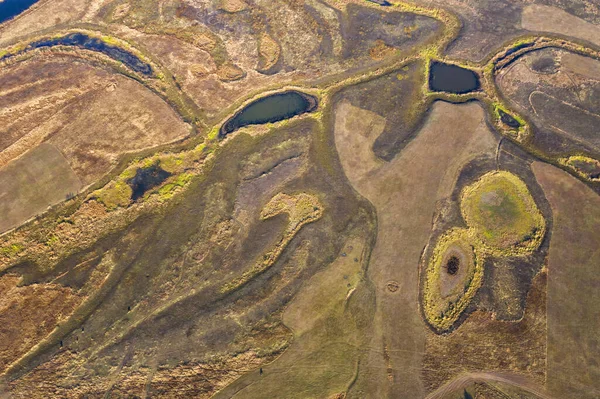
[220,91,318,137]
[445,256,460,275]
[429,61,480,94]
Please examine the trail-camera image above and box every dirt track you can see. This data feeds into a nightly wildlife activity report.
[425,371,553,399]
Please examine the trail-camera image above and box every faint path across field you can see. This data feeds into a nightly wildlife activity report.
[334,101,498,398]
[425,371,553,399]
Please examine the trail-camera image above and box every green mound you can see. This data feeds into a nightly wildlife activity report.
[461,171,545,255]
[422,228,482,332]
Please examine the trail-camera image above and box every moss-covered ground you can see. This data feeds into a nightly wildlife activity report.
[461,171,546,255]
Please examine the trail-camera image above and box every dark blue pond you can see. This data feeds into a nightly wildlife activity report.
[0,0,39,24]
[220,91,318,137]
[367,0,391,5]
[429,61,480,94]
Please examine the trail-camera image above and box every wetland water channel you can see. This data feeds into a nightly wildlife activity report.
[31,33,152,76]
[0,0,39,23]
[429,61,480,94]
[220,90,318,136]
[0,33,153,76]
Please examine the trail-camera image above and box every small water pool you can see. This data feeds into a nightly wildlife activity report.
[0,0,39,24]
[498,109,521,128]
[367,0,391,5]
[220,90,318,137]
[429,62,480,94]
[128,165,171,201]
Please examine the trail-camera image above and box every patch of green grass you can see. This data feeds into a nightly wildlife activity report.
[157,173,194,200]
[560,155,600,181]
[158,155,183,173]
[423,172,546,331]
[493,103,526,126]
[100,35,121,46]
[0,243,24,258]
[95,180,132,210]
[45,235,60,248]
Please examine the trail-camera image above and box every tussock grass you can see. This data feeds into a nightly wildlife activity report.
[560,155,600,182]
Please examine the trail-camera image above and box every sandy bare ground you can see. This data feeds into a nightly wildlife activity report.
[334,100,497,397]
[0,0,88,45]
[0,58,190,187]
[561,52,600,80]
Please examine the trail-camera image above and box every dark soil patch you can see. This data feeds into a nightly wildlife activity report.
[530,91,600,150]
[333,62,428,161]
[530,56,559,74]
[341,4,440,62]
